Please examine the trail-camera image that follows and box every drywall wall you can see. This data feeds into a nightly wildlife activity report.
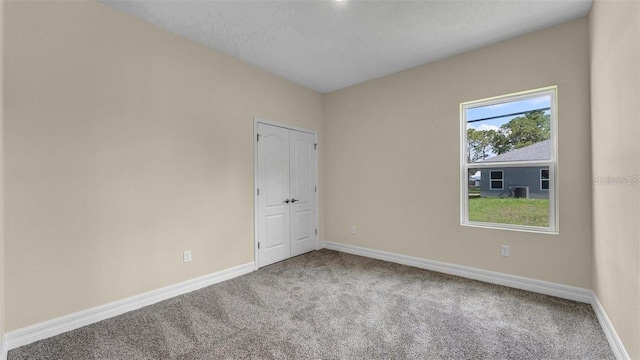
[3,1,323,331]
[590,1,640,358]
[0,0,5,349]
[323,18,592,288]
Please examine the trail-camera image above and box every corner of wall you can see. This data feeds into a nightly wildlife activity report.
[587,0,597,308]
[588,0,640,358]
[0,0,6,355]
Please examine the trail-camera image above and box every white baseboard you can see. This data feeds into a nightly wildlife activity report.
[319,241,630,360]
[320,241,592,302]
[2,262,255,359]
[590,292,631,360]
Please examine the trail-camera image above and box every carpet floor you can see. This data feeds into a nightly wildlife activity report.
[9,249,614,359]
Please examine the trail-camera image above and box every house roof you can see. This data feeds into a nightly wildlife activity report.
[481,139,552,162]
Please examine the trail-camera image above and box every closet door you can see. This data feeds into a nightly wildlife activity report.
[257,123,291,267]
[289,130,317,257]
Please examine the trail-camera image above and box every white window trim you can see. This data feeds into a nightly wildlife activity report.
[540,168,550,191]
[489,170,504,190]
[460,86,558,234]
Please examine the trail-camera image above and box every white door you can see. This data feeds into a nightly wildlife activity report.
[257,123,291,267]
[256,122,317,267]
[290,130,317,257]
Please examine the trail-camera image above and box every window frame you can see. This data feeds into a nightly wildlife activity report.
[460,86,558,234]
[489,170,504,190]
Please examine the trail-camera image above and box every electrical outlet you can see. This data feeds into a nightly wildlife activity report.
[350,226,356,234]
[183,250,192,263]
[501,245,510,257]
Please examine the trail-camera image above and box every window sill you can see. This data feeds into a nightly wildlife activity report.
[461,221,558,235]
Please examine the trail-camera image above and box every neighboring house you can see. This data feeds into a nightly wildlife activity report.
[478,139,551,199]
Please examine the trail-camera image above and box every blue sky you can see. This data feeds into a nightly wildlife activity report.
[466,95,550,131]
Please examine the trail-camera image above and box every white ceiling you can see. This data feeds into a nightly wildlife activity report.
[99,0,593,93]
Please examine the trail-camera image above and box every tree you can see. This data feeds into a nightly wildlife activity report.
[499,110,550,149]
[467,110,550,162]
[489,130,512,155]
[467,128,494,162]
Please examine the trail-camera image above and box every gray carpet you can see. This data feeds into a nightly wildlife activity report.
[9,249,614,359]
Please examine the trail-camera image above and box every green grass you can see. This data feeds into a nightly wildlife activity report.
[468,197,549,227]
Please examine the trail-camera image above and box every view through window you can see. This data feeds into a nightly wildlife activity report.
[461,87,557,232]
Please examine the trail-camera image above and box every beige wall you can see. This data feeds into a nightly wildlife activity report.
[590,1,640,358]
[0,0,5,346]
[323,18,592,288]
[4,1,323,331]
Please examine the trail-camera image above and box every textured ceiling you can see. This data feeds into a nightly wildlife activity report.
[98,0,593,93]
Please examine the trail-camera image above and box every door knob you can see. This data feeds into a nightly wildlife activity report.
[283,199,290,203]
[291,198,299,203]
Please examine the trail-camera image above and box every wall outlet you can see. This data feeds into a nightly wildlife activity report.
[350,226,356,234]
[183,250,192,263]
[501,245,510,257]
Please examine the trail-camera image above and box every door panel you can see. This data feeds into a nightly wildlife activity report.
[290,130,317,257]
[265,214,285,249]
[265,133,286,207]
[257,124,290,267]
[293,209,312,241]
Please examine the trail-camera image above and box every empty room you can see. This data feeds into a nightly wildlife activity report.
[1,0,639,359]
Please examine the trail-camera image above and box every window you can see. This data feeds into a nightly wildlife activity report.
[461,87,557,233]
[490,170,504,190]
[540,169,550,190]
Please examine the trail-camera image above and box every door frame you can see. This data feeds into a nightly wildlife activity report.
[253,117,318,270]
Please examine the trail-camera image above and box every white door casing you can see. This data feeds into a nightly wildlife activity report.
[255,119,317,268]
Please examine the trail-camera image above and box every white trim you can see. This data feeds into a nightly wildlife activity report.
[590,292,631,360]
[461,221,558,235]
[2,262,254,356]
[320,241,629,359]
[254,117,315,135]
[472,160,554,169]
[320,241,591,302]
[253,117,318,269]
[253,119,260,270]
